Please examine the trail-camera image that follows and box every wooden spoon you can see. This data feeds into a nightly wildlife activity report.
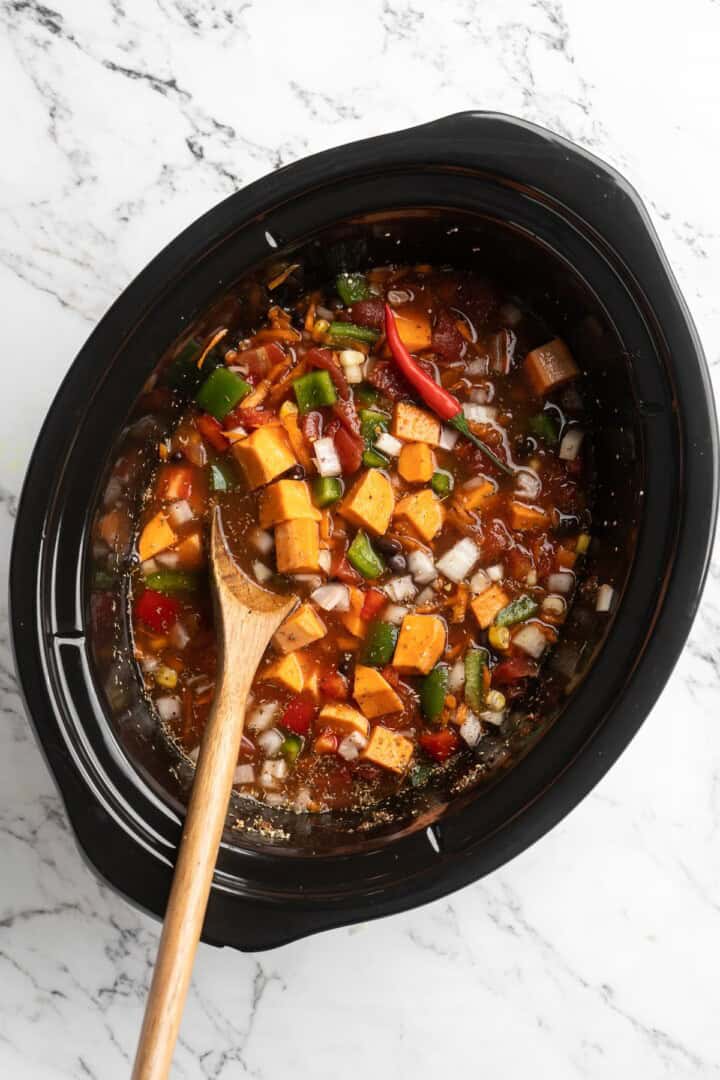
[132,507,297,1080]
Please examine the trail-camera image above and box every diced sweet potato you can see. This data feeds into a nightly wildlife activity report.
[524,338,579,396]
[391,402,441,447]
[173,527,205,570]
[392,309,432,353]
[362,724,414,774]
[275,518,321,573]
[273,603,326,654]
[397,442,435,484]
[353,665,403,719]
[509,501,550,531]
[339,470,394,536]
[138,512,177,562]
[392,613,446,675]
[340,586,367,638]
[232,424,297,489]
[259,479,321,529]
[455,479,495,511]
[393,489,445,543]
[471,583,510,629]
[261,652,305,694]
[318,703,370,739]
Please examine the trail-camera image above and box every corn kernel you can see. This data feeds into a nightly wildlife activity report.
[486,689,506,712]
[155,665,178,690]
[576,532,591,555]
[488,625,511,651]
[311,318,330,342]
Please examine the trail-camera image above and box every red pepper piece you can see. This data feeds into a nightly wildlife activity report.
[361,588,386,620]
[280,696,316,736]
[419,728,461,763]
[333,426,364,473]
[197,413,229,452]
[491,657,538,685]
[135,589,180,633]
[319,672,349,701]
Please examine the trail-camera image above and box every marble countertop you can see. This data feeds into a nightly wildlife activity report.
[2,1,719,1077]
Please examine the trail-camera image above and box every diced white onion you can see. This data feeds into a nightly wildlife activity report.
[470,382,494,404]
[253,560,273,583]
[264,792,286,807]
[249,527,274,556]
[294,787,313,812]
[542,594,566,617]
[460,711,482,747]
[407,549,437,585]
[415,586,437,605]
[247,702,279,733]
[448,659,466,693]
[547,571,574,595]
[478,709,504,727]
[383,603,409,626]
[313,437,343,477]
[318,548,332,573]
[234,764,255,785]
[375,432,403,457]
[384,575,418,603]
[465,358,489,376]
[260,759,288,787]
[142,557,159,576]
[436,538,480,583]
[559,427,584,461]
[339,348,365,369]
[257,729,284,757]
[470,569,491,595]
[141,656,159,673]
[439,426,460,451]
[311,583,350,612]
[514,469,542,501]
[168,500,194,528]
[513,623,548,659]
[338,730,368,761]
[155,696,181,722]
[345,365,364,384]
[169,621,191,651]
[596,584,615,612]
[155,550,180,569]
[462,403,497,424]
[486,563,504,582]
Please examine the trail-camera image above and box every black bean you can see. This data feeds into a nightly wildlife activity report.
[375,535,402,556]
[172,451,185,462]
[388,553,407,573]
[338,652,354,678]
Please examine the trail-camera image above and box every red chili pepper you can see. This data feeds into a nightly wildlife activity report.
[419,727,461,763]
[361,588,386,620]
[135,589,180,633]
[383,304,513,477]
[197,413,229,452]
[280,697,316,736]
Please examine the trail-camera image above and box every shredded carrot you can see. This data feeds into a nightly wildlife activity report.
[268,359,307,404]
[240,379,271,409]
[253,327,302,344]
[197,327,228,369]
[304,302,317,332]
[267,263,300,291]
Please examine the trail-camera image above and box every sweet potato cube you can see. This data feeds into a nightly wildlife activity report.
[339,586,367,638]
[138,512,177,562]
[273,603,326,654]
[509,501,550,531]
[275,518,320,573]
[456,479,495,511]
[471,584,510,629]
[339,470,394,536]
[398,442,435,484]
[362,725,414,774]
[392,613,446,675]
[261,652,305,694]
[391,402,441,447]
[299,655,321,700]
[259,479,321,529]
[524,338,579,397]
[394,489,445,543]
[173,527,205,570]
[353,665,404,719]
[393,309,432,353]
[318,703,370,739]
[232,424,297,489]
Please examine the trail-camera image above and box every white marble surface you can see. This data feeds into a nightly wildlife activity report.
[1,1,719,1076]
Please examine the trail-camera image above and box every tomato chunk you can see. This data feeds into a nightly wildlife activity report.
[491,656,538,685]
[280,697,316,736]
[197,413,229,452]
[319,672,348,701]
[419,728,461,762]
[135,589,180,633]
[361,588,387,620]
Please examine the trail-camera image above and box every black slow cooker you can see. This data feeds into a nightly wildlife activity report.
[10,113,717,950]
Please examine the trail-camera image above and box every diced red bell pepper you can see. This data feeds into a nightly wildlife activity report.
[280,697,316,736]
[313,729,339,755]
[333,425,364,473]
[156,464,193,502]
[330,551,362,585]
[135,589,180,633]
[419,728,461,763]
[319,672,348,701]
[361,588,387,620]
[197,413,229,452]
[491,657,538,685]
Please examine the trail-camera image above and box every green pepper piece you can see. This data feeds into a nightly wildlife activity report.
[464,648,488,712]
[347,531,385,579]
[362,447,389,469]
[409,762,434,788]
[495,595,539,627]
[528,412,559,445]
[209,461,236,493]
[196,367,251,420]
[327,322,380,345]
[354,383,380,408]
[336,272,370,306]
[359,409,390,443]
[360,620,398,666]
[280,733,303,765]
[420,665,449,722]
[293,370,338,412]
[312,476,343,508]
[145,570,199,594]
[431,471,453,497]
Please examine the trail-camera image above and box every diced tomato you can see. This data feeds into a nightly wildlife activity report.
[334,426,364,473]
[350,298,384,329]
[331,551,362,585]
[480,518,512,565]
[491,656,538,685]
[196,413,229,452]
[368,360,413,402]
[319,672,348,701]
[238,342,285,378]
[419,728,461,763]
[332,395,362,436]
[432,309,466,362]
[380,664,401,690]
[280,697,316,736]
[135,589,181,633]
[361,588,386,620]
[313,729,338,754]
[156,464,193,502]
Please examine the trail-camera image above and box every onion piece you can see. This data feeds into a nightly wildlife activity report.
[234,764,255,785]
[470,569,491,595]
[459,711,482,747]
[542,594,566,617]
[559,427,584,461]
[310,583,350,611]
[436,538,480,583]
[439,426,460,451]
[547,571,574,595]
[155,696,181,722]
[462,403,497,424]
[338,730,368,761]
[345,364,364,384]
[383,603,409,626]
[249,527,274,556]
[415,586,437,606]
[167,500,194,528]
[313,437,343,477]
[596,583,615,612]
[318,548,332,574]
[260,759,288,787]
[486,563,504,582]
[407,549,437,585]
[470,382,494,404]
[513,623,548,659]
[448,659,466,693]
[339,348,365,369]
[253,561,272,584]
[375,432,403,457]
[257,729,284,757]
[514,469,542,501]
[384,575,417,604]
[169,621,190,650]
[155,550,180,569]
[247,702,279,733]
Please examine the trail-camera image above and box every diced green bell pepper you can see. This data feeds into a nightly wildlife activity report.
[495,595,539,627]
[360,620,398,666]
[409,762,434,788]
[347,531,385,579]
[464,648,488,712]
[327,322,380,345]
[431,471,453,497]
[528,412,558,445]
[209,461,236,493]
[336,273,370,306]
[354,383,380,408]
[280,733,303,765]
[359,409,389,443]
[420,665,449,722]
[312,476,343,508]
[144,570,198,594]
[196,367,251,420]
[362,447,389,469]
[293,370,338,412]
